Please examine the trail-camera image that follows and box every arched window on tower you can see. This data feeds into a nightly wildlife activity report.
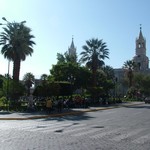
[138,43,141,48]
[142,43,144,48]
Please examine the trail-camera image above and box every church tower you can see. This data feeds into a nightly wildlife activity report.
[68,37,76,57]
[68,37,77,62]
[133,26,149,71]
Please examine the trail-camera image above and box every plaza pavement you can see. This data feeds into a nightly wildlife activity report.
[0,101,144,120]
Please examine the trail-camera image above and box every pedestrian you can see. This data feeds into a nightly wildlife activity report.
[46,97,52,114]
[28,94,35,111]
[57,99,63,113]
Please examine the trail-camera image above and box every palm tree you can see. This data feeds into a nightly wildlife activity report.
[123,60,136,87]
[102,65,115,80]
[57,53,66,63]
[80,38,109,86]
[57,51,77,64]
[0,21,35,82]
[23,72,35,96]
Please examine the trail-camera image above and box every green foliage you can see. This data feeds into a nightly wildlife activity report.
[50,62,78,81]
[0,96,7,106]
[23,72,35,96]
[87,86,104,95]
[33,81,72,97]
[80,38,109,69]
[102,65,115,80]
[140,75,150,96]
[80,38,109,87]
[127,87,137,98]
[0,78,3,88]
[87,86,104,101]
[57,82,72,96]
[57,50,77,64]
[50,62,93,90]
[57,53,66,63]
[125,73,150,99]
[2,79,25,100]
[123,60,136,87]
[0,75,5,97]
[75,66,92,89]
[0,21,35,81]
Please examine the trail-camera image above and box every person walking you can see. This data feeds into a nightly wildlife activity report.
[46,97,52,114]
[57,98,63,113]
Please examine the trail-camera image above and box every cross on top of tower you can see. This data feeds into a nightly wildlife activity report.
[140,24,142,30]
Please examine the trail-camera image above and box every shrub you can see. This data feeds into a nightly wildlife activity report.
[0,96,7,106]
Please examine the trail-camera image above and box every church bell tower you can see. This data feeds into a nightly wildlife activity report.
[68,36,77,62]
[133,25,149,71]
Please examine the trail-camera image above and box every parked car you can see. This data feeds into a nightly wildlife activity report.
[144,97,150,104]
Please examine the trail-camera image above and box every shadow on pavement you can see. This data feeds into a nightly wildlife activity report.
[0,111,12,115]
[43,111,95,121]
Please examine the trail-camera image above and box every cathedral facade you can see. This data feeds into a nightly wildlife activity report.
[114,26,150,96]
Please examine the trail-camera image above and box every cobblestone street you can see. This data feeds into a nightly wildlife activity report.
[0,103,150,150]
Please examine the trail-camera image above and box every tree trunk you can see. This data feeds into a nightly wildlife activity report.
[13,59,21,82]
[128,69,133,87]
[92,69,97,87]
[92,57,98,87]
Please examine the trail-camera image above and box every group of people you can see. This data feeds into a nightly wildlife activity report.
[46,97,64,114]
[27,95,88,113]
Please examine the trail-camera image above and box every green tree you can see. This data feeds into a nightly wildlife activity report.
[2,79,25,101]
[57,51,77,64]
[50,62,78,82]
[0,21,35,81]
[57,53,66,64]
[50,62,92,91]
[102,65,115,80]
[23,72,35,96]
[80,38,109,86]
[0,75,5,97]
[141,75,150,97]
[123,60,136,87]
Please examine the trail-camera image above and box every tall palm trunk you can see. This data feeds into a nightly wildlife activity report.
[27,86,31,96]
[92,56,98,87]
[92,67,97,87]
[128,68,133,87]
[13,59,21,82]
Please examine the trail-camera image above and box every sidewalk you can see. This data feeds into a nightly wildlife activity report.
[0,102,144,120]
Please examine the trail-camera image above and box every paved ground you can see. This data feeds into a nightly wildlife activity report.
[0,102,149,150]
[0,101,144,120]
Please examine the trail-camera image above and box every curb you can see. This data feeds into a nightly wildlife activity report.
[0,102,144,120]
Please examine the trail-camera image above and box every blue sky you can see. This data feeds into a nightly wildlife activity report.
[0,0,150,79]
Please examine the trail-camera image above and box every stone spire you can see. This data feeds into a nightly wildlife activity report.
[68,36,76,57]
[139,24,144,40]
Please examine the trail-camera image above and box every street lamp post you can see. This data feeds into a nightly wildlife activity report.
[6,60,10,111]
